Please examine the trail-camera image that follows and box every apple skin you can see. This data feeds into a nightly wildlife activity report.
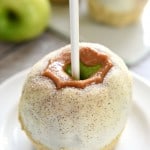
[0,0,51,42]
[66,62,101,80]
[51,0,68,4]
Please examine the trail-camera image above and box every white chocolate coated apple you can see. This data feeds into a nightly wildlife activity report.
[88,0,147,27]
[96,0,135,12]
[19,43,132,150]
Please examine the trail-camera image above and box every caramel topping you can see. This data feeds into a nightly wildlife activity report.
[42,47,113,89]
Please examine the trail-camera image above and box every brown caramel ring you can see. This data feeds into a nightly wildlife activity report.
[42,47,113,89]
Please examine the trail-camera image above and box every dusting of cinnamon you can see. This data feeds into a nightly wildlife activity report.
[42,47,113,89]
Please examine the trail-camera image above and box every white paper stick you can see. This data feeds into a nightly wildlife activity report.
[69,0,80,80]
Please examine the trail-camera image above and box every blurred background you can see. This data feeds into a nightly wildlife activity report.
[0,0,150,83]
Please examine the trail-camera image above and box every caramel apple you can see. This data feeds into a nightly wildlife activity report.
[19,43,132,150]
[88,0,148,27]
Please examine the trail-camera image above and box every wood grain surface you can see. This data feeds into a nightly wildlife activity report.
[0,30,69,83]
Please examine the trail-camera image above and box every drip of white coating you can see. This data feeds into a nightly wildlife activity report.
[69,0,80,79]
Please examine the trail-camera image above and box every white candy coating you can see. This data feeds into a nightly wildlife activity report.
[96,0,135,12]
[19,43,132,150]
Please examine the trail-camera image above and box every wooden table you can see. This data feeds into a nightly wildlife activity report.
[0,29,150,83]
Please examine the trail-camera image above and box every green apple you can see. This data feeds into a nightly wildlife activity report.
[51,0,68,4]
[0,0,51,42]
[66,62,102,80]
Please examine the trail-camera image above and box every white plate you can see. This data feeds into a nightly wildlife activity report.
[49,1,150,65]
[0,70,150,150]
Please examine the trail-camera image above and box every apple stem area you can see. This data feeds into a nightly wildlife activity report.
[6,9,19,22]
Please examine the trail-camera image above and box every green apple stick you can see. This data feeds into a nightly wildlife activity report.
[69,0,80,80]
